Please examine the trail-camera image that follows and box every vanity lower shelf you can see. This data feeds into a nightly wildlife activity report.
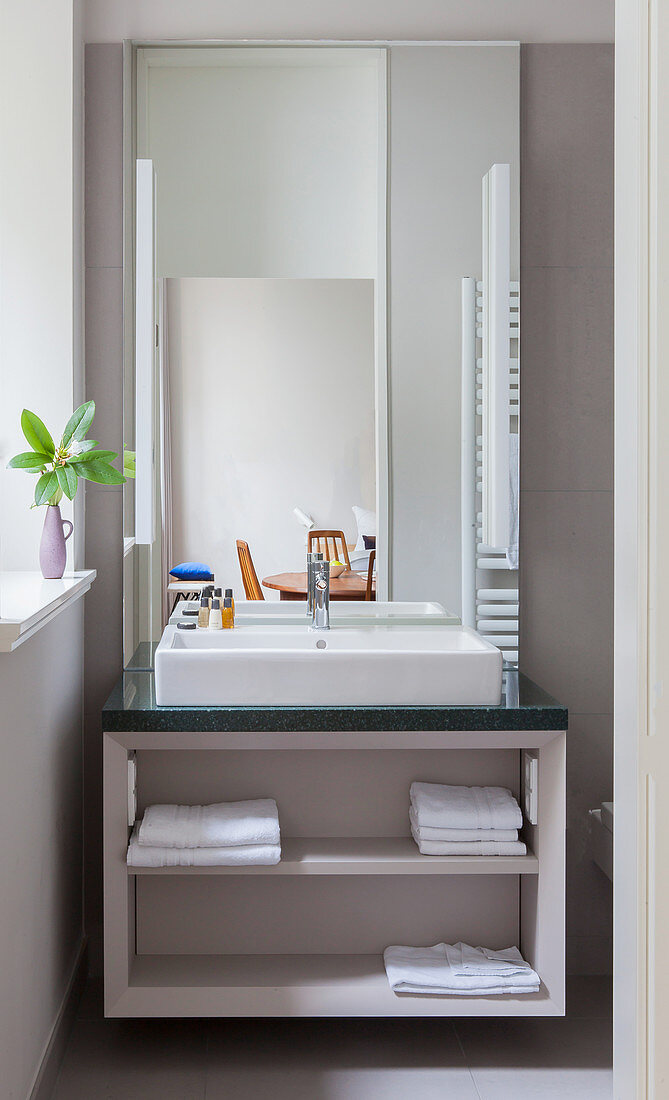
[104,713,566,1019]
[127,836,538,875]
[116,953,561,1018]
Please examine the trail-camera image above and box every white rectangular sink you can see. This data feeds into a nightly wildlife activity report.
[170,600,460,627]
[154,622,502,706]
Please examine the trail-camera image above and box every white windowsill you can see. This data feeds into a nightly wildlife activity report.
[0,570,97,652]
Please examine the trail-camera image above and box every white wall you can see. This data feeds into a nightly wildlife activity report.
[0,0,80,572]
[0,2,86,1096]
[83,0,613,44]
[389,43,519,612]
[139,48,380,279]
[167,278,375,594]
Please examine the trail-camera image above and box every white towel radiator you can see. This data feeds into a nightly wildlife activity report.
[461,275,520,666]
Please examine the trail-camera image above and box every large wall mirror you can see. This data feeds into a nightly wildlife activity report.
[123,43,519,667]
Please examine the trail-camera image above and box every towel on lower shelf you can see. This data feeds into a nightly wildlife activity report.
[137,799,280,849]
[383,942,540,996]
[410,782,523,832]
[409,806,519,844]
[454,943,534,976]
[127,823,281,867]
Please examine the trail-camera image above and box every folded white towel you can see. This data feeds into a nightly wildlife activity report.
[410,824,527,857]
[409,806,519,843]
[383,942,539,996]
[137,800,280,849]
[410,782,523,832]
[127,824,281,867]
[453,943,533,976]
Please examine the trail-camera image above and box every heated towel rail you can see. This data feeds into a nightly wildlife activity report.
[461,276,519,666]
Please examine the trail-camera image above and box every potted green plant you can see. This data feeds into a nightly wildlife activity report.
[7,401,125,579]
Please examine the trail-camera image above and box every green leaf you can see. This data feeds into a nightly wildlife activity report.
[7,451,51,469]
[123,449,136,479]
[68,449,118,465]
[61,401,95,447]
[34,470,59,506]
[74,439,99,453]
[76,460,125,486]
[56,464,78,500]
[21,410,55,457]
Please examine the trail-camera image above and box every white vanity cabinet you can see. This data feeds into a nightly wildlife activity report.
[103,684,566,1018]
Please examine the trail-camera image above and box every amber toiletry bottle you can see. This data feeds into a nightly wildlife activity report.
[225,588,235,615]
[222,596,234,629]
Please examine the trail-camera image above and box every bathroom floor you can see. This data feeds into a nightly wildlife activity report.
[51,977,612,1099]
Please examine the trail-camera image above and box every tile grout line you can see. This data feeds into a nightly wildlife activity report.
[452,1024,484,1100]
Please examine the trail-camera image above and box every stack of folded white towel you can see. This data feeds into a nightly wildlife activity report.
[383,941,540,996]
[127,799,281,867]
[410,781,526,855]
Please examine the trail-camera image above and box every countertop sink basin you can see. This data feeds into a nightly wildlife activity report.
[154,622,502,707]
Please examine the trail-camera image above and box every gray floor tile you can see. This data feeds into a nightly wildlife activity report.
[206,1019,478,1099]
[53,999,613,1100]
[53,1018,208,1100]
[455,1017,612,1099]
[205,1066,480,1100]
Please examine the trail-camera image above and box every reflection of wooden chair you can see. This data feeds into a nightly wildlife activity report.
[308,530,351,569]
[236,540,264,600]
[365,549,376,601]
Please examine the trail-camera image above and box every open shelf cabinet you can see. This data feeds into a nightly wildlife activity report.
[104,726,566,1018]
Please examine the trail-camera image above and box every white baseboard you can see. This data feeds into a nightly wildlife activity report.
[28,938,88,1100]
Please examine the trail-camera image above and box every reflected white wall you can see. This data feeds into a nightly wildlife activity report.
[167,278,375,596]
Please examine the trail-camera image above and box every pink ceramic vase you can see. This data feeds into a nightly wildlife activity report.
[39,504,73,579]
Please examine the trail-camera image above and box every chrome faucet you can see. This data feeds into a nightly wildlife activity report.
[306,551,324,617]
[311,560,330,630]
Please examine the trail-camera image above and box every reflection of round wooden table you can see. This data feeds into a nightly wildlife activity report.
[262,571,375,601]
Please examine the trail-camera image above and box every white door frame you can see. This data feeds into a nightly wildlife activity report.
[614,0,665,1095]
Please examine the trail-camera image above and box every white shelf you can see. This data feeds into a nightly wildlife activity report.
[127,835,538,876]
[106,953,561,1018]
[0,570,96,651]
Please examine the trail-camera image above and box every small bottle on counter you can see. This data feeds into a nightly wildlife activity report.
[213,587,223,606]
[197,596,210,628]
[209,597,223,629]
[222,595,234,629]
[225,587,235,615]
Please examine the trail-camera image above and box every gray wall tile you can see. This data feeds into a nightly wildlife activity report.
[521,266,613,492]
[84,44,124,269]
[521,44,614,270]
[520,489,613,714]
[83,487,123,971]
[520,44,613,976]
[84,266,123,459]
[84,44,125,974]
[565,714,613,969]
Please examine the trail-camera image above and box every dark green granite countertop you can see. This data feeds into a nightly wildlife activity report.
[102,669,567,733]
